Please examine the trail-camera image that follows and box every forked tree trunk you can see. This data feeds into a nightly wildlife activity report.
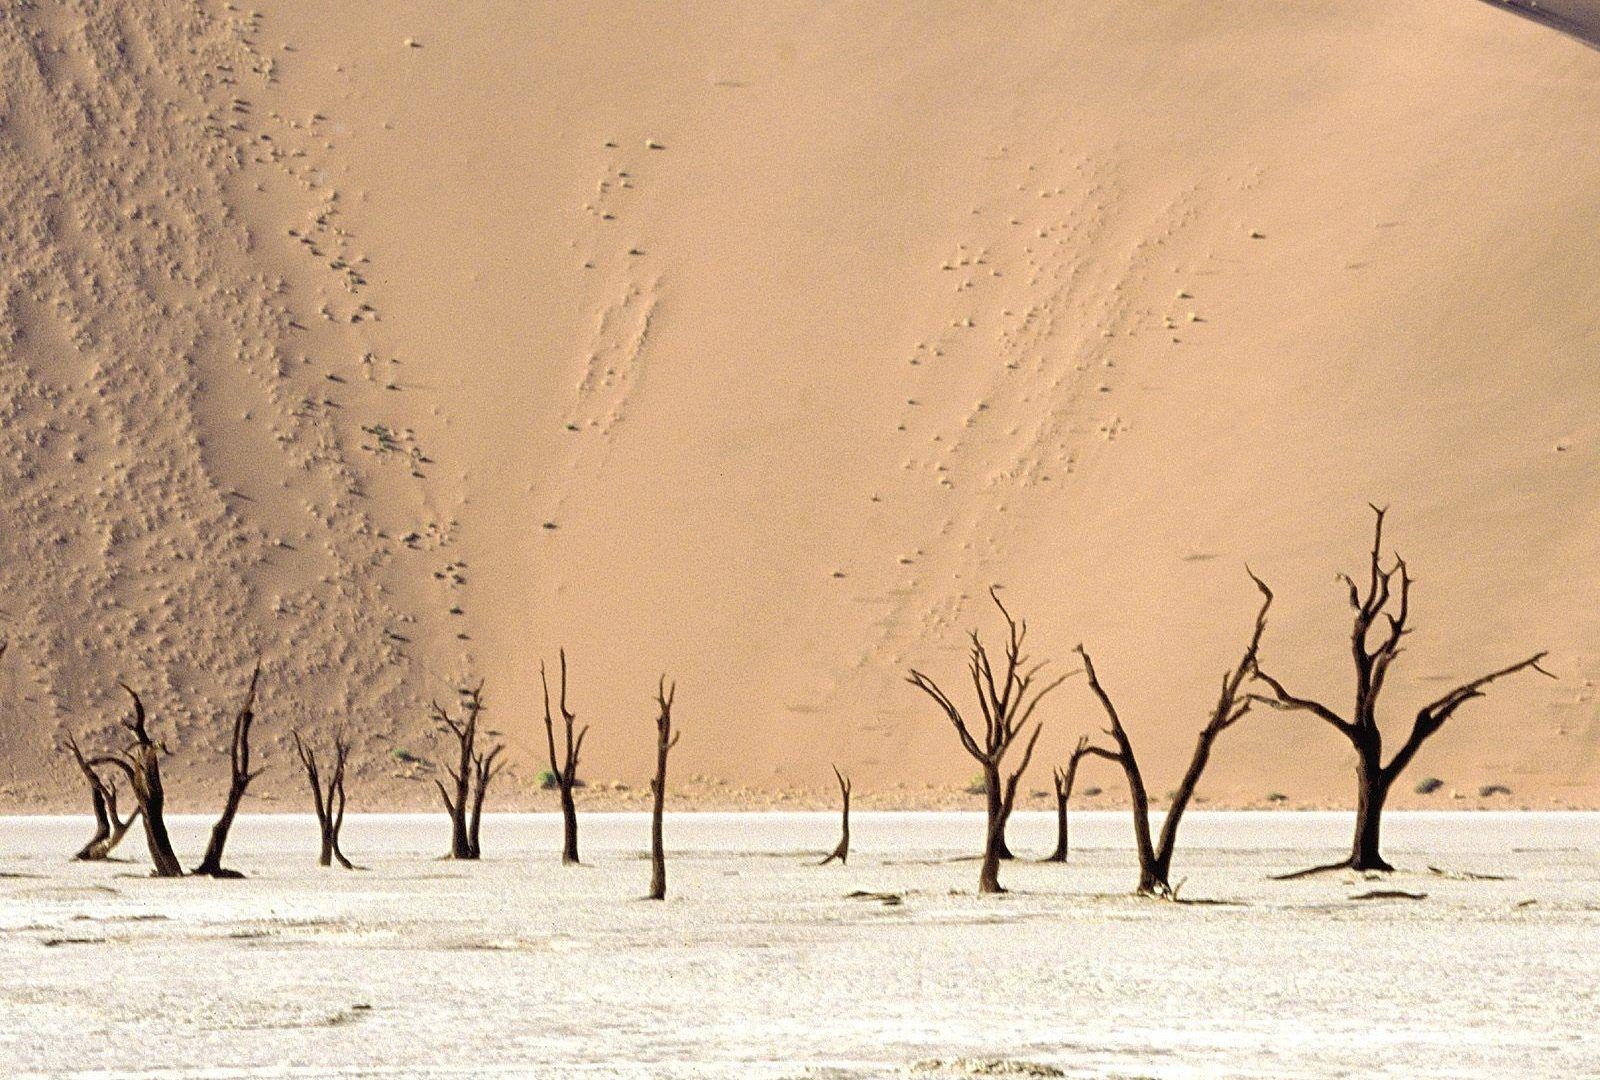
[1076,575,1272,897]
[88,685,183,877]
[907,587,1062,895]
[542,650,589,865]
[194,664,262,878]
[65,737,139,861]
[432,683,502,860]
[647,678,678,900]
[292,729,355,869]
[466,742,503,860]
[819,765,851,866]
[1044,737,1090,863]
[75,785,133,862]
[1253,506,1551,876]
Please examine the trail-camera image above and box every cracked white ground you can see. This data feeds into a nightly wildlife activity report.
[1,812,1596,1078]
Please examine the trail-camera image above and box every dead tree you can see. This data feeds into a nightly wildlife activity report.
[818,765,851,865]
[87,685,183,877]
[432,682,503,860]
[907,587,1064,893]
[193,664,263,878]
[1043,736,1092,863]
[1253,506,1551,874]
[1075,575,1272,897]
[291,729,354,868]
[467,739,505,859]
[541,649,589,865]
[647,677,678,900]
[65,736,139,861]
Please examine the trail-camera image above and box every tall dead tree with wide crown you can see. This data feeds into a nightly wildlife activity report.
[1075,575,1273,897]
[907,586,1066,893]
[432,681,504,860]
[1252,506,1551,874]
[541,649,589,865]
[193,663,263,878]
[292,728,355,869]
[87,685,183,877]
[64,735,139,861]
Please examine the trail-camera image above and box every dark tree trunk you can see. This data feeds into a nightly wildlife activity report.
[1076,575,1272,897]
[984,777,1014,860]
[1044,738,1091,863]
[559,785,580,865]
[76,785,137,861]
[466,743,503,860]
[906,587,1061,895]
[467,772,487,860]
[978,762,1005,892]
[75,786,115,861]
[293,729,355,869]
[648,678,677,900]
[542,650,590,865]
[1253,506,1551,877]
[432,684,499,860]
[447,794,472,858]
[447,721,473,860]
[66,737,138,861]
[194,665,262,878]
[819,765,851,866]
[137,761,184,878]
[1046,787,1069,863]
[1351,749,1394,871]
[89,686,183,877]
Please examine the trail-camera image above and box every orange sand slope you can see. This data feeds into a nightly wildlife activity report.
[2,1,1598,811]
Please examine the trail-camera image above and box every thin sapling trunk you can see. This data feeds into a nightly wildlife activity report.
[292,729,355,868]
[819,765,851,866]
[1044,736,1091,863]
[647,677,678,900]
[194,663,263,878]
[542,649,589,865]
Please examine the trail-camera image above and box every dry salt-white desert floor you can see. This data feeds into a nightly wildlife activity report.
[1,811,1596,1079]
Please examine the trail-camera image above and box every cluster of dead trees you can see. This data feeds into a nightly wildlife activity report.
[60,662,359,879]
[55,650,685,898]
[35,506,1551,902]
[905,506,1552,897]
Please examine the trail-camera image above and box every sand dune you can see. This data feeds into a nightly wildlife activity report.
[2,0,1598,811]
